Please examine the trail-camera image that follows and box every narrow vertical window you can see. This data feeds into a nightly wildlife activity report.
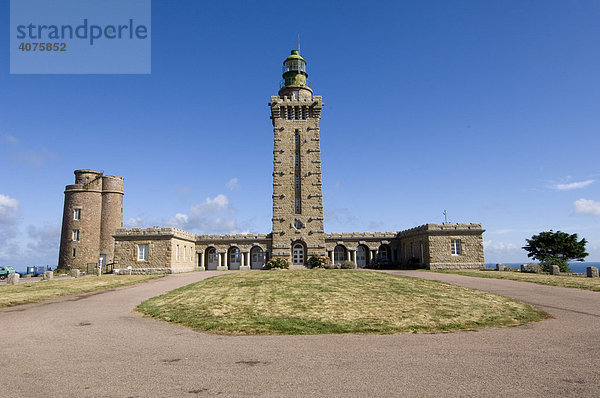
[176,245,179,261]
[294,130,301,214]
[301,107,307,120]
[287,107,292,120]
[451,239,462,255]
[72,229,80,242]
[73,208,81,220]
[137,244,149,261]
[72,248,76,257]
[294,107,300,120]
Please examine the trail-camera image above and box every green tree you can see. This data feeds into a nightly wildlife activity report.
[522,230,588,272]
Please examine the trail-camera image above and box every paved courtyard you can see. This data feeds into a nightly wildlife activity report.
[1,270,598,397]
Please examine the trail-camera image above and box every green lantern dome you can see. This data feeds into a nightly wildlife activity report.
[282,50,308,87]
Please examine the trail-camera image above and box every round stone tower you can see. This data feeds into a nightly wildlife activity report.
[57,169,124,270]
[100,175,124,267]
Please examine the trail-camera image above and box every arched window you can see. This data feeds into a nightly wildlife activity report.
[334,245,346,265]
[379,245,391,261]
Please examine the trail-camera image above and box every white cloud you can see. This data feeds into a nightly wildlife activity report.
[226,178,240,191]
[0,194,19,221]
[2,134,18,145]
[190,194,229,214]
[124,216,149,228]
[483,240,526,263]
[26,224,60,258]
[166,194,240,233]
[0,194,20,260]
[573,198,600,216]
[487,229,514,235]
[554,180,594,190]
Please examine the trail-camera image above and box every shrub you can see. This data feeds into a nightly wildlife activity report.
[323,262,338,269]
[307,255,331,269]
[265,258,289,270]
[540,258,570,273]
[341,260,356,269]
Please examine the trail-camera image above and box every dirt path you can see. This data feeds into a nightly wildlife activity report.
[1,270,598,397]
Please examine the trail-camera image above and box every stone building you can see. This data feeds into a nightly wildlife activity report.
[60,50,485,273]
[57,169,124,270]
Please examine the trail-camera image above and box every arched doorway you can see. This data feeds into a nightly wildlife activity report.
[334,245,346,265]
[250,246,264,269]
[206,248,218,270]
[356,245,368,268]
[379,244,391,261]
[292,243,304,265]
[229,247,241,270]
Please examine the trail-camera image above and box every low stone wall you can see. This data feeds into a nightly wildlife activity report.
[429,262,484,270]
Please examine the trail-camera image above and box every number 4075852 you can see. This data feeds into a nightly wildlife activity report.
[18,42,67,51]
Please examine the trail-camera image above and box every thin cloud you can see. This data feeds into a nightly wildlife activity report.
[2,134,18,145]
[166,194,240,233]
[554,180,594,190]
[226,177,240,191]
[10,149,61,167]
[26,224,60,257]
[0,194,20,259]
[573,198,600,216]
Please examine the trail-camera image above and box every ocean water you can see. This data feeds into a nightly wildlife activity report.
[485,262,600,274]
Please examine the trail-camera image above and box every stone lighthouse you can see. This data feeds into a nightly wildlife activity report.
[269,50,326,266]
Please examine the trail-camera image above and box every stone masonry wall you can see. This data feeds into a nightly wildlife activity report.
[399,223,485,269]
[270,91,326,262]
[113,228,195,273]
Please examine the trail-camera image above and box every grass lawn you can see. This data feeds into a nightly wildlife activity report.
[0,275,164,308]
[434,270,600,292]
[137,270,546,335]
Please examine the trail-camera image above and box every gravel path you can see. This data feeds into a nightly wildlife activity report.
[0,270,598,397]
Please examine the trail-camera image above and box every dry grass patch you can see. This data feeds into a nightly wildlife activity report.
[0,275,163,308]
[435,270,600,292]
[137,270,546,335]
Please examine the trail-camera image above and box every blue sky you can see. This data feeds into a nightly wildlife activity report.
[1,0,599,268]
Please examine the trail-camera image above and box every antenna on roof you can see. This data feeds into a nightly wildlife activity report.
[443,210,448,223]
[298,33,300,53]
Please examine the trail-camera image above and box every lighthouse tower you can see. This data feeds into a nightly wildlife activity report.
[269,50,326,266]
